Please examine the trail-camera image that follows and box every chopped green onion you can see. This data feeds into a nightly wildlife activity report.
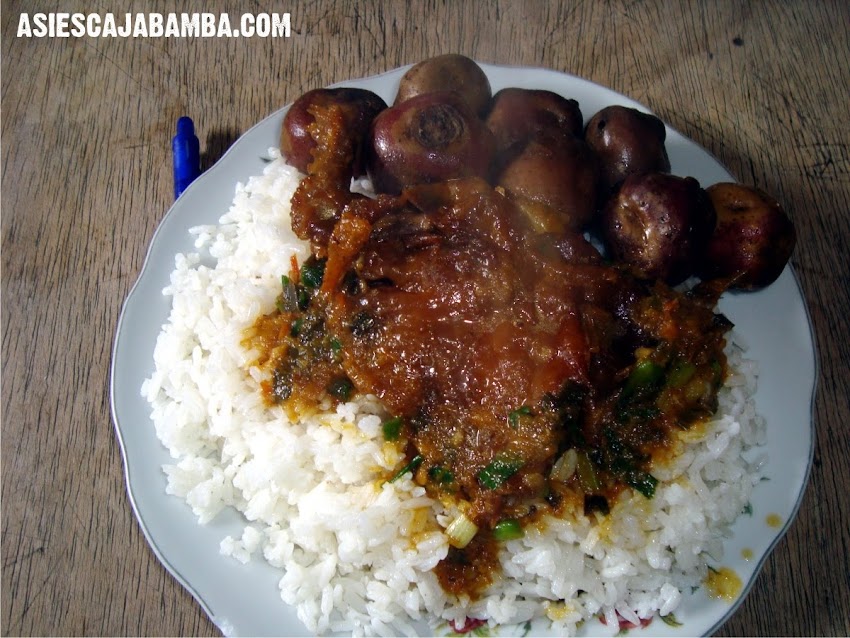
[660,614,682,627]
[296,286,311,311]
[300,258,326,289]
[625,470,658,499]
[477,453,523,490]
[667,360,696,388]
[278,275,299,312]
[326,376,354,401]
[621,359,665,402]
[290,317,303,337]
[508,405,532,428]
[382,416,403,441]
[445,511,478,548]
[330,337,342,354]
[428,465,454,484]
[389,454,423,483]
[493,518,524,541]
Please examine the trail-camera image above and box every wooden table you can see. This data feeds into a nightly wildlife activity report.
[3,1,848,635]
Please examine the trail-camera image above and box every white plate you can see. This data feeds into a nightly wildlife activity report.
[110,63,817,637]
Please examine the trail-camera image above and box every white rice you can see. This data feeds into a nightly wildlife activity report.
[142,150,766,636]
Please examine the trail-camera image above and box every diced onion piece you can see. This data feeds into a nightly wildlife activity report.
[550,448,578,482]
[576,450,601,492]
[634,346,653,361]
[445,512,479,548]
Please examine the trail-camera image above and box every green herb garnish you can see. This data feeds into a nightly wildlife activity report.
[508,405,532,428]
[624,469,658,499]
[326,376,354,401]
[389,455,423,483]
[478,453,523,490]
[300,258,326,289]
[290,317,303,337]
[428,465,454,484]
[382,416,403,441]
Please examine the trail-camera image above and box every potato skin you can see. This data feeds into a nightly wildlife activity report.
[281,87,387,176]
[601,173,715,284]
[395,54,492,116]
[585,105,671,192]
[367,91,496,195]
[485,88,583,159]
[496,133,601,231]
[699,182,796,289]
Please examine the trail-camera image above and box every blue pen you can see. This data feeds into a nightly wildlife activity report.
[172,116,201,199]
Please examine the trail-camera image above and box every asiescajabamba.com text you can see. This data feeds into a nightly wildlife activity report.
[17,12,291,38]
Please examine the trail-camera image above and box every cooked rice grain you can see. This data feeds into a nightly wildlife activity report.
[142,151,765,636]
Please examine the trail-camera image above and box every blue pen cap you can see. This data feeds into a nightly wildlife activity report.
[172,116,201,198]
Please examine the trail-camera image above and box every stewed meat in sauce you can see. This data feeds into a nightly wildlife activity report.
[245,101,731,597]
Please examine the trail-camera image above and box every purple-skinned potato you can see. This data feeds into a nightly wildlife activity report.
[585,105,670,192]
[497,133,601,231]
[281,87,387,177]
[601,172,715,284]
[699,182,796,290]
[394,54,492,117]
[366,92,496,195]
[486,88,583,160]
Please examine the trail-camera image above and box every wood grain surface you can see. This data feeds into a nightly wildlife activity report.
[2,0,848,635]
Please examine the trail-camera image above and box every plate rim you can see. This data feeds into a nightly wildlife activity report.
[109,61,818,637]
